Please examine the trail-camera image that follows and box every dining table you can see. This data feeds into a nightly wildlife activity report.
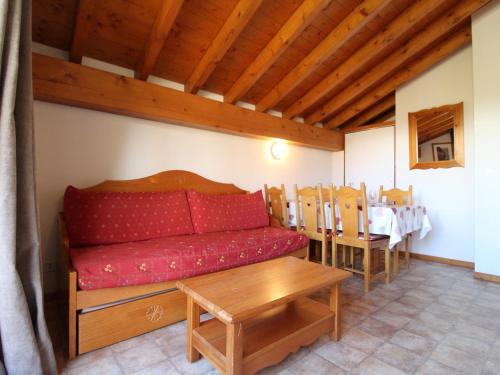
[287,201,432,249]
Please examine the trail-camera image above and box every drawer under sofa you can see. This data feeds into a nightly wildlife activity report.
[78,289,187,354]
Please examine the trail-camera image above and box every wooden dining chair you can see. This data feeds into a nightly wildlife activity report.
[333,183,390,292]
[294,184,330,265]
[379,185,413,271]
[264,184,289,228]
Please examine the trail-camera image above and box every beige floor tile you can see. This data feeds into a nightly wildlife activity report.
[414,359,468,375]
[358,317,400,341]
[390,330,436,357]
[314,341,367,371]
[65,357,123,375]
[441,333,491,357]
[129,360,179,375]
[350,357,408,375]
[430,343,483,375]
[289,352,345,375]
[169,353,215,374]
[373,342,425,373]
[154,332,186,358]
[452,320,497,344]
[340,327,384,354]
[371,310,411,329]
[403,319,446,342]
[114,341,167,374]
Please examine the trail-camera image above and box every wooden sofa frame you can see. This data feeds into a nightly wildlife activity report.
[60,170,307,358]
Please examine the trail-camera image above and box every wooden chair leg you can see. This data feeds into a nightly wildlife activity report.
[394,244,400,274]
[322,240,327,266]
[341,245,346,268]
[350,246,354,268]
[405,235,411,269]
[363,245,371,292]
[385,244,391,284]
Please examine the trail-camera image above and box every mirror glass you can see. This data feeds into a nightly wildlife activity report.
[408,103,464,169]
[416,109,455,162]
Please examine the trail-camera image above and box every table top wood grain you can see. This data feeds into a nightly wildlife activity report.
[176,257,351,324]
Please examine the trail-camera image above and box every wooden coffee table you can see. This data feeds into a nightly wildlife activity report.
[176,257,351,375]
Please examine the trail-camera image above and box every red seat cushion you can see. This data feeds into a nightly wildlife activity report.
[64,187,194,247]
[70,227,309,290]
[187,190,269,234]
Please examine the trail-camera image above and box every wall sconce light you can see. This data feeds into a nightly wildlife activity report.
[271,141,287,160]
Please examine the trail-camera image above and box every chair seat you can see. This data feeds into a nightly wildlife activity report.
[337,232,388,241]
[290,226,333,240]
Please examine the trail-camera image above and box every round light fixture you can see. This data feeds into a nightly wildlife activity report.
[271,141,287,160]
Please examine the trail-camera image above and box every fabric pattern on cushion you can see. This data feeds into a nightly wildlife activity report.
[187,190,269,234]
[64,187,194,247]
[70,227,309,290]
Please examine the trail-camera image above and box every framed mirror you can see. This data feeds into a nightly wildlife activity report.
[408,102,464,169]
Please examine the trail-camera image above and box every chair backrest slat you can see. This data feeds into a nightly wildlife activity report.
[333,183,369,240]
[264,184,288,228]
[378,186,413,205]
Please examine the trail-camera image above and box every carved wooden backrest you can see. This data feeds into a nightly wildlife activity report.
[378,186,413,205]
[334,183,369,241]
[83,170,247,194]
[294,184,326,235]
[264,184,288,228]
[322,184,336,234]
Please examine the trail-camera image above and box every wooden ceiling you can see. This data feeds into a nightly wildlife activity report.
[33,0,488,133]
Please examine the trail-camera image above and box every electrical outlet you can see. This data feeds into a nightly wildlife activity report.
[45,261,57,273]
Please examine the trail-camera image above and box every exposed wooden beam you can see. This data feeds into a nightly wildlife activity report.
[342,121,395,134]
[135,0,184,80]
[306,0,489,124]
[69,0,94,63]
[32,53,343,151]
[340,94,395,129]
[255,0,393,113]
[324,25,471,129]
[184,0,263,93]
[283,0,453,120]
[224,0,332,104]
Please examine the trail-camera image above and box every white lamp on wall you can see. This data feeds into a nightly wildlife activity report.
[271,141,287,160]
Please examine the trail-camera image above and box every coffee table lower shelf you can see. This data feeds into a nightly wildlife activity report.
[192,297,334,375]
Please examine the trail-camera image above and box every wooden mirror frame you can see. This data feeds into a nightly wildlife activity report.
[408,102,464,170]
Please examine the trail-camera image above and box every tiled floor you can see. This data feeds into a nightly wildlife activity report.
[47,259,500,374]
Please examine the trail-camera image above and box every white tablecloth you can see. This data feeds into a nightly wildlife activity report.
[287,201,431,248]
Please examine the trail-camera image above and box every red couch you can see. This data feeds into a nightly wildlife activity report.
[61,171,309,358]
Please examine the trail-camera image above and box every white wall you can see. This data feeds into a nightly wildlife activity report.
[345,127,395,196]
[34,102,334,291]
[395,46,475,263]
[472,1,500,276]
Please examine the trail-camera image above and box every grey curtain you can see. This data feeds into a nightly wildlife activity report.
[0,0,57,374]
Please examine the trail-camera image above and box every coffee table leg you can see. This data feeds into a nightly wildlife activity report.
[330,283,342,341]
[226,322,243,375]
[187,296,201,362]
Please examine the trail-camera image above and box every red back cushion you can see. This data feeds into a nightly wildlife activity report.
[187,190,269,233]
[64,187,194,247]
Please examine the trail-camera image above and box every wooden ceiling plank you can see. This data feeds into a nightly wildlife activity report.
[341,94,395,129]
[32,53,343,151]
[283,0,453,120]
[184,0,264,94]
[255,0,394,113]
[324,25,471,129]
[69,0,94,63]
[342,120,395,133]
[223,0,333,104]
[135,0,184,81]
[306,0,489,124]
